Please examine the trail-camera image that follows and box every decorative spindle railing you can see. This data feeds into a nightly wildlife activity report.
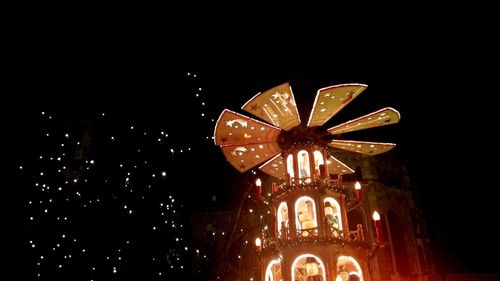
[264,224,365,251]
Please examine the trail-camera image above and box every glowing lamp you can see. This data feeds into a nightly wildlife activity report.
[372,211,383,243]
[255,237,262,251]
[255,178,262,200]
[354,181,362,201]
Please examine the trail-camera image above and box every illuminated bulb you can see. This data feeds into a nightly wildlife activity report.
[355,181,361,190]
[373,211,380,221]
[255,178,262,187]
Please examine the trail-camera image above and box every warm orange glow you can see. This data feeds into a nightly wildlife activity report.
[256,178,262,187]
[355,181,361,190]
[255,237,262,247]
[372,211,380,221]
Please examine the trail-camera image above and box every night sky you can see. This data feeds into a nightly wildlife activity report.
[13,24,499,280]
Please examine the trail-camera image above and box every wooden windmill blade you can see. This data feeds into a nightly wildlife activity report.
[220,142,282,172]
[307,83,367,128]
[259,153,286,179]
[327,107,400,135]
[328,140,396,155]
[327,156,355,175]
[241,82,302,131]
[214,109,283,172]
[213,109,282,146]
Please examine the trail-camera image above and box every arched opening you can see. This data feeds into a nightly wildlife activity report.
[295,196,318,237]
[287,154,295,183]
[347,208,367,241]
[324,197,342,231]
[387,211,411,275]
[313,150,324,178]
[298,150,311,179]
[291,254,326,281]
[336,256,363,281]
[265,258,282,281]
[277,202,289,239]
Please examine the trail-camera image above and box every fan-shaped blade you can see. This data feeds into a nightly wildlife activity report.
[328,140,396,155]
[259,153,286,179]
[307,84,367,127]
[327,107,400,135]
[242,82,301,131]
[221,143,282,172]
[214,109,282,146]
[327,156,355,175]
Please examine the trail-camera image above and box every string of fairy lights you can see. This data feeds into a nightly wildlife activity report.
[22,72,220,280]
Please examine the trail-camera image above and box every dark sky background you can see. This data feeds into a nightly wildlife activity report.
[13,20,499,279]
